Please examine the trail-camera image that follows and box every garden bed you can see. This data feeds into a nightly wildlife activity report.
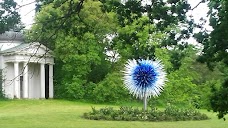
[83,105,209,121]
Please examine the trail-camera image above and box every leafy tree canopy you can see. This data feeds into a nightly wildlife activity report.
[29,0,117,99]
[194,0,228,119]
[102,0,194,64]
[195,0,228,68]
[0,0,20,33]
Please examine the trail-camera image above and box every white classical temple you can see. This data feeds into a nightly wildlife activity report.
[0,31,54,99]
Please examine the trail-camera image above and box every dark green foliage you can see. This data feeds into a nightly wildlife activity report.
[0,0,20,33]
[87,58,111,84]
[0,90,6,100]
[210,79,228,119]
[194,0,228,118]
[196,0,228,68]
[169,49,186,71]
[83,105,209,121]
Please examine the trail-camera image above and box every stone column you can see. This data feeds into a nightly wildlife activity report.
[40,63,45,98]
[14,62,20,98]
[1,62,6,95]
[49,64,54,98]
[23,62,29,98]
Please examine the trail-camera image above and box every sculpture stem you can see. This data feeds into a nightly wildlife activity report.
[143,92,147,111]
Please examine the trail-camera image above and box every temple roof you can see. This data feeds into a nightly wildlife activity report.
[0,42,53,58]
[0,43,30,53]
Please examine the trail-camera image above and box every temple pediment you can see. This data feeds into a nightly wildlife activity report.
[1,42,53,57]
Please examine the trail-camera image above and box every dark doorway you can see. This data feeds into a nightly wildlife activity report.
[45,64,49,99]
[20,76,23,98]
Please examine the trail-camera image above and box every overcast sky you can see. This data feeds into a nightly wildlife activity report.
[14,0,36,29]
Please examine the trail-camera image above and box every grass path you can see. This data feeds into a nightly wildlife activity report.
[0,100,227,128]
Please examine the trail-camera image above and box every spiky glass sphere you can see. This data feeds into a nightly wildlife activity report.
[123,59,167,99]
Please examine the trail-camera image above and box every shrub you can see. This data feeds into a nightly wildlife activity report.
[0,89,6,100]
[64,77,86,99]
[92,72,132,103]
[83,105,209,121]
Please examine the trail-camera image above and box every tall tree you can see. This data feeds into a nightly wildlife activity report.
[0,0,20,33]
[194,0,228,119]
[29,0,116,99]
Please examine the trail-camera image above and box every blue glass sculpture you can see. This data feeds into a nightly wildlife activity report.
[123,59,167,110]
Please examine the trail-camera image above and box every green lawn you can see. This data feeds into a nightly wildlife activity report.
[0,100,227,128]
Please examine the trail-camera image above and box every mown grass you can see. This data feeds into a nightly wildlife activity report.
[0,100,227,128]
